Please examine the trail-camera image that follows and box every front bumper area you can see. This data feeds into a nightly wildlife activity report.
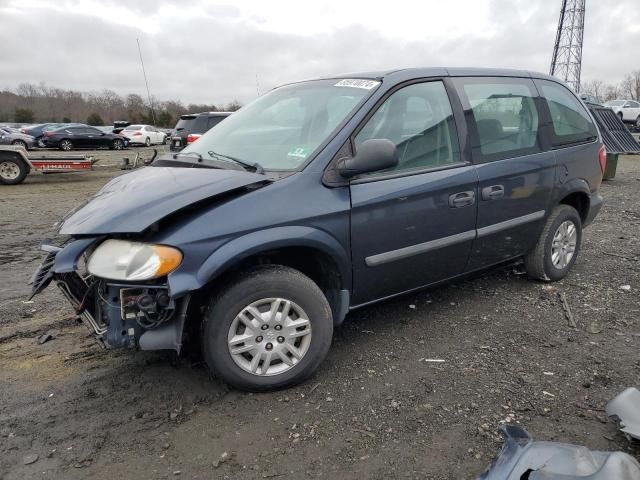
[29,239,189,352]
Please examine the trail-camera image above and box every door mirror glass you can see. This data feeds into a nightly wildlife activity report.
[337,139,398,178]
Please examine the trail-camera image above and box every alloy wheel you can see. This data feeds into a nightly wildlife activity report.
[227,298,312,376]
[551,220,577,269]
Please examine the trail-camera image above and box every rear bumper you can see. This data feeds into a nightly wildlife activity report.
[584,192,604,228]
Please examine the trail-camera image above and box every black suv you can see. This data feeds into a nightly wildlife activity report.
[169,112,231,151]
[31,68,604,392]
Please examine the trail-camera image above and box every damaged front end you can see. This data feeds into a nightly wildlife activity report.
[29,238,190,352]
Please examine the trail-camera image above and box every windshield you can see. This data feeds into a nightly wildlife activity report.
[605,100,625,107]
[181,78,379,170]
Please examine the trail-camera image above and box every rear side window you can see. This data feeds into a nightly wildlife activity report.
[454,78,541,161]
[537,80,597,146]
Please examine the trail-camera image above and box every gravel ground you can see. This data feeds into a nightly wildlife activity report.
[1,150,639,479]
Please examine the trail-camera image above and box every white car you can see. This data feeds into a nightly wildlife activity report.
[604,100,640,126]
[120,125,166,146]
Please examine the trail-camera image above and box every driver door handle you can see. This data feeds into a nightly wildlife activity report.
[448,191,475,208]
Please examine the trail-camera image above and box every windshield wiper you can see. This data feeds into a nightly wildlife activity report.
[208,150,264,174]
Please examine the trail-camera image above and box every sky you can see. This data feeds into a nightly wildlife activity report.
[0,0,639,105]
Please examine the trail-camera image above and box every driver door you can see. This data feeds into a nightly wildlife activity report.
[349,80,478,305]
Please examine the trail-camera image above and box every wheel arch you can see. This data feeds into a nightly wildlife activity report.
[171,226,352,325]
[556,181,591,224]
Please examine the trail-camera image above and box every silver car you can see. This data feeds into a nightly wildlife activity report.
[0,127,35,149]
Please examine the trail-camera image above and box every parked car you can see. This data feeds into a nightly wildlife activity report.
[41,125,127,150]
[120,124,166,146]
[604,100,640,126]
[169,112,231,152]
[0,127,35,149]
[31,68,604,391]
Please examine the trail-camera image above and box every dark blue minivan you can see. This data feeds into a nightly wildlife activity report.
[31,68,605,391]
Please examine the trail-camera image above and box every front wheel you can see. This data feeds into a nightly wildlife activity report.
[525,205,582,282]
[112,139,124,150]
[11,140,27,149]
[202,266,333,392]
[59,139,73,151]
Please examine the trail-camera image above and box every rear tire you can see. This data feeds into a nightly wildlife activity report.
[145,137,151,147]
[635,116,640,127]
[525,205,582,282]
[0,158,28,185]
[59,139,73,151]
[202,265,333,392]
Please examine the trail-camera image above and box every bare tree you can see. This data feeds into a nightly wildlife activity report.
[581,79,604,100]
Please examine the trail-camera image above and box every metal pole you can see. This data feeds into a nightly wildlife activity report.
[137,38,157,126]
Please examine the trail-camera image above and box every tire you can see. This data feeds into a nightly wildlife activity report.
[202,265,333,392]
[11,140,27,149]
[112,139,124,150]
[0,157,28,185]
[525,205,582,282]
[635,116,640,127]
[145,137,151,147]
[618,112,624,121]
[59,139,73,151]
[162,136,167,145]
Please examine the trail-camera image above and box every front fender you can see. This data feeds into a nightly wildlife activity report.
[167,226,352,297]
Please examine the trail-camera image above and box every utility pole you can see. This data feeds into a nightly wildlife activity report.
[137,38,157,126]
[550,0,586,93]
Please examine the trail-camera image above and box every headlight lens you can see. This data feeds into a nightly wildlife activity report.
[87,239,182,281]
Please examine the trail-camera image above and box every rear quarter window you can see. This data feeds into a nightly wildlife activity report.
[537,80,597,147]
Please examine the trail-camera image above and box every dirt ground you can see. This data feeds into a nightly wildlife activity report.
[1,148,639,479]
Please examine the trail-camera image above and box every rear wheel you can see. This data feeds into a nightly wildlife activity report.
[112,139,124,150]
[59,139,73,151]
[202,266,333,392]
[11,140,27,149]
[0,158,28,185]
[145,137,151,147]
[525,205,582,282]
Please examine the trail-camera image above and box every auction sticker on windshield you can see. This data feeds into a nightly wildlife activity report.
[334,79,380,90]
[288,145,311,159]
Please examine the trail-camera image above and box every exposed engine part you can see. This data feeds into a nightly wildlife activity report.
[119,287,176,330]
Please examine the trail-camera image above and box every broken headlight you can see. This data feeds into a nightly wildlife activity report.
[87,239,182,281]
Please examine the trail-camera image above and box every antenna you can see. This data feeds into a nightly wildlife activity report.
[136,38,157,126]
[550,0,586,93]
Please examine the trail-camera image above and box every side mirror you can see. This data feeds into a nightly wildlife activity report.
[337,139,398,178]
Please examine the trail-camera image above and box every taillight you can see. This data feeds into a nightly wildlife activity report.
[44,131,54,137]
[598,145,606,172]
[187,134,201,144]
[133,132,142,136]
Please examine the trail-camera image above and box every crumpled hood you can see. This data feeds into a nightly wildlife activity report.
[59,166,269,235]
